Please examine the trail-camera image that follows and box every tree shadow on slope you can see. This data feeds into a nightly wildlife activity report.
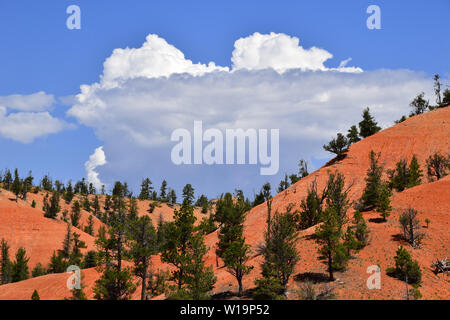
[323,154,348,168]
[294,272,330,283]
[211,288,255,300]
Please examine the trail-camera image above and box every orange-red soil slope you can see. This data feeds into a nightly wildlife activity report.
[0,107,449,300]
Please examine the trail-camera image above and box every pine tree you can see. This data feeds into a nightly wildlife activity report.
[94,182,136,300]
[399,208,423,248]
[21,171,33,200]
[85,215,95,236]
[299,180,325,229]
[92,195,101,218]
[69,232,87,266]
[360,151,383,210]
[353,211,370,249]
[442,88,450,105]
[433,74,442,107]
[40,174,53,191]
[277,174,290,193]
[388,159,409,192]
[64,181,74,203]
[128,215,158,300]
[160,202,196,289]
[387,246,422,285]
[31,290,40,300]
[325,171,350,227]
[3,169,12,190]
[12,247,30,282]
[216,193,253,296]
[138,178,153,200]
[61,222,72,259]
[127,197,138,221]
[323,133,349,157]
[315,208,346,281]
[407,155,423,188]
[12,168,21,202]
[358,108,381,138]
[169,189,177,205]
[377,183,392,221]
[159,180,168,201]
[31,263,46,277]
[181,233,216,300]
[182,184,195,205]
[70,200,81,228]
[47,251,68,274]
[44,191,61,219]
[342,227,358,256]
[298,159,309,178]
[409,92,429,116]
[1,238,13,284]
[347,125,361,144]
[253,209,299,299]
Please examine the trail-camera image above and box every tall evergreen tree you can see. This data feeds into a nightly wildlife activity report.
[70,200,81,228]
[346,125,361,144]
[12,247,30,282]
[315,208,347,281]
[12,168,21,202]
[433,74,442,107]
[358,108,381,138]
[128,215,158,300]
[181,233,216,300]
[44,191,61,219]
[360,151,383,210]
[0,238,12,284]
[69,232,87,266]
[216,193,253,296]
[138,178,153,200]
[182,184,195,206]
[407,155,423,188]
[254,209,299,299]
[64,181,74,203]
[160,202,196,289]
[94,182,136,300]
[159,180,168,201]
[298,180,325,229]
[3,169,12,190]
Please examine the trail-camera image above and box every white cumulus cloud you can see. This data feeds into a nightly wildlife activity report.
[0,106,68,143]
[0,91,56,112]
[100,34,228,88]
[85,146,107,190]
[231,32,362,73]
[67,33,431,195]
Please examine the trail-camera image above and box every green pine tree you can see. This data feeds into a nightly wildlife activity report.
[1,238,13,284]
[407,155,423,188]
[358,107,381,138]
[31,289,40,300]
[128,215,158,300]
[12,247,30,282]
[346,125,361,144]
[216,193,253,296]
[360,151,383,210]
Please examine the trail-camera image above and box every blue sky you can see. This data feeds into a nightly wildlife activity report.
[0,0,448,199]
